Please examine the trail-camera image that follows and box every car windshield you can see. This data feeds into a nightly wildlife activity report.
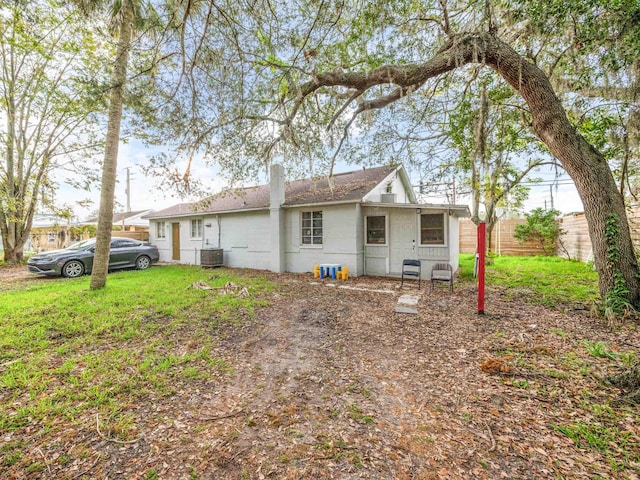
[66,239,96,251]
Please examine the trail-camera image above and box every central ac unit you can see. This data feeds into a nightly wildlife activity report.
[201,248,223,267]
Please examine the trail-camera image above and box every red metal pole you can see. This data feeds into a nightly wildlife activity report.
[478,222,486,315]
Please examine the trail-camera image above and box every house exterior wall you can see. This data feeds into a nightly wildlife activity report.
[152,204,462,277]
[218,211,271,270]
[180,216,205,265]
[151,211,271,268]
[355,203,365,276]
[150,219,172,260]
[362,206,455,278]
[283,203,361,275]
[152,204,363,274]
[448,215,460,272]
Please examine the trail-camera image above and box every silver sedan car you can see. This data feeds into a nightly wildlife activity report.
[27,237,160,278]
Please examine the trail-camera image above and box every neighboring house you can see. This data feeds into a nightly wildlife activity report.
[28,214,77,252]
[146,164,469,278]
[25,210,152,253]
[84,210,152,241]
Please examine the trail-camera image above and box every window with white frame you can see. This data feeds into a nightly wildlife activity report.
[420,213,445,245]
[301,211,323,245]
[366,216,386,245]
[156,221,166,238]
[191,219,203,239]
[48,232,56,244]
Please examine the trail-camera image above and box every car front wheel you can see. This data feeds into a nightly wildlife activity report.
[135,255,151,270]
[63,260,85,278]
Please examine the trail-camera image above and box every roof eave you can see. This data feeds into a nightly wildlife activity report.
[364,202,471,217]
[146,206,269,220]
[282,199,360,209]
[396,167,417,203]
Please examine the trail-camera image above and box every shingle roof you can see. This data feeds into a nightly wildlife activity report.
[147,165,397,219]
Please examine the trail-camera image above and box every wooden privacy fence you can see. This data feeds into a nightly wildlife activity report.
[460,205,640,262]
[111,230,150,242]
[558,206,640,262]
[459,218,547,256]
[557,213,591,262]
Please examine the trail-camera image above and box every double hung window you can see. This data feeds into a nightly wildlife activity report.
[191,219,203,239]
[302,211,323,245]
[366,216,386,245]
[420,213,445,245]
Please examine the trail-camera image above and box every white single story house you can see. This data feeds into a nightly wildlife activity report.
[145,164,469,278]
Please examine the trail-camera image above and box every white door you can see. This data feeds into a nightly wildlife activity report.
[389,209,417,274]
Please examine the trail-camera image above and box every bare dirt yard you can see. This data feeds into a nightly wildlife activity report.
[2,266,639,479]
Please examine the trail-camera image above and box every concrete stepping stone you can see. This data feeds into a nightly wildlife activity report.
[394,305,418,314]
[398,294,419,306]
[395,293,420,314]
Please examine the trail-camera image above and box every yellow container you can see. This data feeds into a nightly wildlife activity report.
[341,266,349,280]
[313,264,320,278]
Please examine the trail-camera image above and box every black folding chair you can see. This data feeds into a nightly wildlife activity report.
[400,259,421,289]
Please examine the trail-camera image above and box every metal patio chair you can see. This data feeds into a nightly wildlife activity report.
[400,259,421,289]
[430,263,453,292]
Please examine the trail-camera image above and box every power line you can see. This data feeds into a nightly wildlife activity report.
[520,180,575,186]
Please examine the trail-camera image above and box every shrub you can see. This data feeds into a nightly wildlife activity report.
[514,208,563,255]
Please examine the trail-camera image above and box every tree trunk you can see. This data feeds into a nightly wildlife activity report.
[89,3,134,290]
[0,205,27,264]
[485,204,497,254]
[607,360,640,404]
[470,85,487,227]
[1,192,40,263]
[3,37,18,263]
[3,244,23,263]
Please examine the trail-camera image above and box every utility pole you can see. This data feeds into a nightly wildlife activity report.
[125,167,131,212]
[549,184,554,210]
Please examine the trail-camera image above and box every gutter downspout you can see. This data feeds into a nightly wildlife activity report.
[217,215,221,248]
[357,202,366,276]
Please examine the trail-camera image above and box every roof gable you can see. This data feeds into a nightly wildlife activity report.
[362,165,416,204]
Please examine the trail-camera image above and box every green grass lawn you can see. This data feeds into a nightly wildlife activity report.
[458,253,600,308]
[0,265,272,436]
